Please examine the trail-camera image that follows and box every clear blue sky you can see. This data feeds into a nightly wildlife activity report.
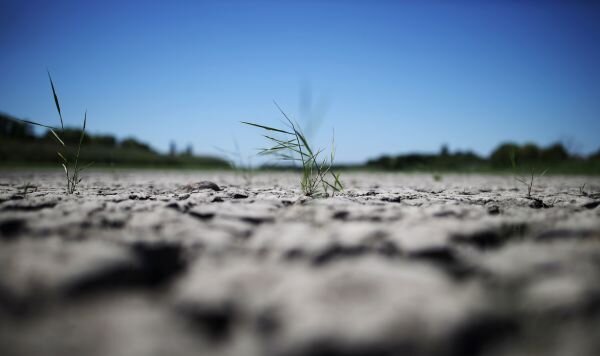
[1,0,599,163]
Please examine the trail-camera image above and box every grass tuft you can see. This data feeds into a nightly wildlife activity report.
[20,73,92,194]
[243,102,343,197]
[510,150,547,199]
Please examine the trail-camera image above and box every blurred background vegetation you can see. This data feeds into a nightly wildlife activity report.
[2,112,599,173]
[0,112,230,169]
[365,143,600,174]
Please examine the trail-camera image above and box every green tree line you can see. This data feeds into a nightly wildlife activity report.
[366,143,600,174]
[0,112,229,168]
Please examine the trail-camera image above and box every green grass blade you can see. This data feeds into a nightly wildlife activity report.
[294,129,313,156]
[278,155,301,161]
[258,139,309,157]
[22,119,66,146]
[77,111,87,152]
[57,151,68,163]
[74,111,87,173]
[47,70,64,130]
[80,111,87,143]
[20,119,58,130]
[262,135,296,146]
[49,129,65,146]
[259,147,305,157]
[330,129,336,162]
[241,121,293,135]
[334,172,343,190]
[272,101,294,125]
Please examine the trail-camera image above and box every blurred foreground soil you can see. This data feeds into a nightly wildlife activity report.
[1,171,600,356]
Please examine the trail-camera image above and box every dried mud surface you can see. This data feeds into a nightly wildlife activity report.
[1,170,600,356]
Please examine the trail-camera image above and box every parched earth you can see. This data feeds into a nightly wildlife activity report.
[1,170,600,356]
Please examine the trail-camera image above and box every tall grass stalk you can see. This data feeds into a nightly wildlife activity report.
[242,102,343,197]
[21,72,91,194]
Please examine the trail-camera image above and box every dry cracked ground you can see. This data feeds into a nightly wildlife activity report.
[1,170,600,356]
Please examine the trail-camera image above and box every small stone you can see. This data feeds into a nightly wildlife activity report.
[165,202,182,212]
[0,218,26,239]
[332,210,350,220]
[487,205,500,215]
[582,201,600,210]
[529,198,551,209]
[380,195,402,203]
[186,181,221,192]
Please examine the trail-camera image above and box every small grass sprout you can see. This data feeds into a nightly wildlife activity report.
[510,150,547,199]
[242,102,343,197]
[21,72,92,194]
